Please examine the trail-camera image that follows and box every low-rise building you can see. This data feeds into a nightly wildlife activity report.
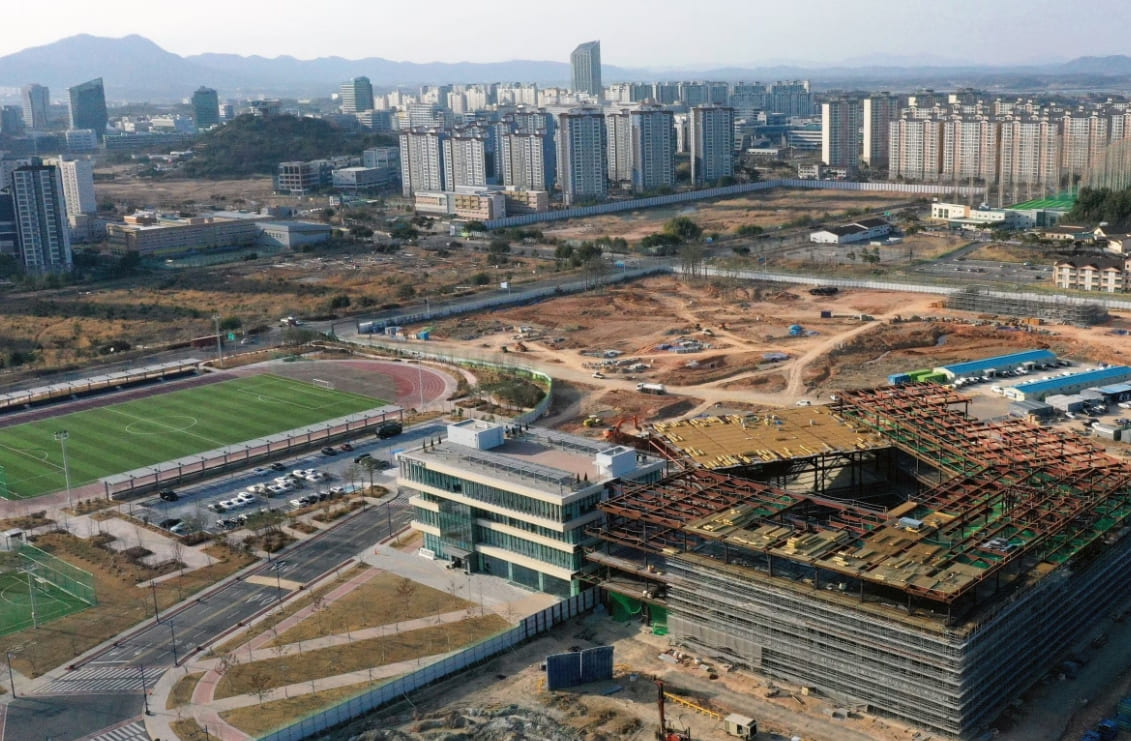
[331,166,395,193]
[401,420,666,596]
[930,202,1021,228]
[258,221,332,249]
[415,188,506,220]
[106,212,261,257]
[1054,255,1130,293]
[500,187,549,214]
[809,217,891,245]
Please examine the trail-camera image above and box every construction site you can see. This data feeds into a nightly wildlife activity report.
[945,286,1109,326]
[585,383,1131,739]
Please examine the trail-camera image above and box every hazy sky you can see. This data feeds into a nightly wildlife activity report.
[4,0,1130,67]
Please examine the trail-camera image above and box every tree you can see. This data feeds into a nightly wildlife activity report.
[734,224,764,237]
[471,272,490,285]
[348,225,374,239]
[396,283,416,300]
[663,216,703,241]
[679,243,706,279]
[218,316,242,331]
[394,577,418,633]
[463,220,486,233]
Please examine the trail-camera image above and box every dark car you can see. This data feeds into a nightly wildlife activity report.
[353,452,373,463]
[158,518,182,530]
[158,489,179,502]
[270,462,287,471]
[321,446,338,456]
[340,442,354,452]
[377,421,403,439]
[375,459,392,471]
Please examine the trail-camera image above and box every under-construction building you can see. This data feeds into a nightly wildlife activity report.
[945,286,1108,326]
[587,385,1131,739]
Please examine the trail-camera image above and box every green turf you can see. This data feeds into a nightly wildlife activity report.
[0,375,385,500]
[1008,193,1077,211]
[0,570,90,637]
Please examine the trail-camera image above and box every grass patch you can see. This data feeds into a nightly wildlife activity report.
[288,521,318,535]
[171,717,211,741]
[220,679,382,736]
[212,564,369,654]
[0,533,255,676]
[167,671,204,709]
[268,572,471,646]
[0,512,53,530]
[0,374,385,499]
[214,614,509,699]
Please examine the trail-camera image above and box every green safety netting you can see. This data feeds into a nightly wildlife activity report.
[651,605,669,636]
[610,593,642,622]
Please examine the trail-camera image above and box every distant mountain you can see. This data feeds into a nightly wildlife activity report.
[0,34,1130,101]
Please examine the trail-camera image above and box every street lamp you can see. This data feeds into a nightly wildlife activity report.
[412,353,425,411]
[138,663,151,715]
[168,618,179,665]
[212,314,224,366]
[4,646,19,697]
[54,430,72,511]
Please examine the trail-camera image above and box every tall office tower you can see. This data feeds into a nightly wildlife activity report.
[67,78,108,140]
[398,128,448,196]
[605,110,633,187]
[689,105,735,185]
[557,108,607,205]
[570,41,602,99]
[191,86,220,128]
[629,105,675,192]
[10,163,72,273]
[998,115,1061,194]
[21,84,49,129]
[407,103,448,128]
[339,77,374,114]
[887,117,943,181]
[500,132,553,190]
[941,116,1000,183]
[47,157,96,223]
[442,128,488,189]
[0,106,24,135]
[821,98,863,171]
[862,93,899,168]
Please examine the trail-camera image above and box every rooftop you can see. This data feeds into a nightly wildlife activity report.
[938,349,1056,377]
[1014,365,1131,395]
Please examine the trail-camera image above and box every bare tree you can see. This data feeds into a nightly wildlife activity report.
[244,663,275,706]
[394,576,418,633]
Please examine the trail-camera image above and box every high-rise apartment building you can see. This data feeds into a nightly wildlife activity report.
[67,78,108,140]
[689,105,735,185]
[1061,110,1108,182]
[570,41,602,99]
[47,157,97,223]
[21,84,49,129]
[500,132,553,191]
[339,77,375,114]
[605,111,633,187]
[191,87,220,128]
[10,163,72,273]
[0,107,24,136]
[941,116,1000,183]
[557,108,607,206]
[821,98,863,171]
[442,128,488,190]
[399,128,448,197]
[888,117,943,181]
[999,115,1060,192]
[629,105,675,192]
[862,94,899,169]
[0,193,17,258]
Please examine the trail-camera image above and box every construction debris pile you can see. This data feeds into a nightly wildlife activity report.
[345,705,583,741]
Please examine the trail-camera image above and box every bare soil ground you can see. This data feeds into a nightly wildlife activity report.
[94,175,280,211]
[540,189,918,242]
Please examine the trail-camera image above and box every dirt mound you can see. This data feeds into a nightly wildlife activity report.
[348,704,583,741]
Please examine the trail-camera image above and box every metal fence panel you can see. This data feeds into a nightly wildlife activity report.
[580,645,614,684]
[545,652,582,691]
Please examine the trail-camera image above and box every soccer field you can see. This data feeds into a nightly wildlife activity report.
[0,375,386,500]
[0,570,90,636]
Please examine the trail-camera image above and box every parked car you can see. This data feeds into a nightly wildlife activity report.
[795,399,812,407]
[592,371,605,379]
[321,446,338,456]
[270,462,287,471]
[159,518,182,530]
[354,452,373,463]
[329,486,347,496]
[251,467,270,476]
[158,489,178,502]
[375,459,392,471]
[377,421,403,439]
[235,492,257,505]
[266,484,288,497]
[340,442,354,452]
[169,523,189,536]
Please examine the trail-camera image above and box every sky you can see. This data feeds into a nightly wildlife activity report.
[4,0,1131,68]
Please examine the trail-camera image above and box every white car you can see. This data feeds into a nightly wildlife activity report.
[304,471,327,482]
[592,371,605,379]
[266,484,288,496]
[795,399,812,407]
[248,483,268,494]
[220,498,242,510]
[235,492,257,504]
[251,467,269,476]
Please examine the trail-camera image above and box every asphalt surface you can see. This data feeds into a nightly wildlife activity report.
[2,499,412,741]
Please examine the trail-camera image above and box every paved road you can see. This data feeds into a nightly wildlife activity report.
[1,500,412,741]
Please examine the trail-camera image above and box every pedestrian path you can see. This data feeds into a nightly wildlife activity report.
[34,664,150,696]
[78,719,149,741]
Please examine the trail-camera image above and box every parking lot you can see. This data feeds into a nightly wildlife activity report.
[134,420,443,534]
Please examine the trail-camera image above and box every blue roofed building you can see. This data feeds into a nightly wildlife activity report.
[1003,366,1131,401]
[935,349,1058,381]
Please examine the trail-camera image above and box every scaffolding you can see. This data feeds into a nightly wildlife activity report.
[945,286,1108,325]
[587,383,1131,739]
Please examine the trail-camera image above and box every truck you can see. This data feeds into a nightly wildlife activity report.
[724,713,757,739]
[636,382,667,395]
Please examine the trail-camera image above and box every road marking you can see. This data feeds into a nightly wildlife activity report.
[77,718,149,741]
[0,703,7,741]
[245,574,303,590]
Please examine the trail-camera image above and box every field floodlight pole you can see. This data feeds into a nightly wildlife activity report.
[26,570,38,629]
[5,648,16,697]
[212,314,223,367]
[54,430,72,512]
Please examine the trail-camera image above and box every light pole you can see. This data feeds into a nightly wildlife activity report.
[212,314,224,366]
[413,353,424,411]
[25,570,38,629]
[150,580,160,622]
[138,663,151,715]
[4,647,18,697]
[168,618,179,665]
[54,430,72,511]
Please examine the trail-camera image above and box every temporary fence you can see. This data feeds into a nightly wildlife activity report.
[256,588,598,741]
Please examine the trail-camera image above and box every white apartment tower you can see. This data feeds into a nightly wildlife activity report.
[398,128,448,197]
[10,164,72,273]
[630,105,675,192]
[557,108,608,206]
[822,98,863,171]
[605,110,633,187]
[689,105,735,185]
[888,117,943,181]
[941,116,1000,183]
[442,128,488,190]
[999,116,1061,196]
[862,94,899,169]
[48,157,96,223]
[500,132,552,191]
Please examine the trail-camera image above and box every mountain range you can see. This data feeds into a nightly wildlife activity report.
[3,34,1131,101]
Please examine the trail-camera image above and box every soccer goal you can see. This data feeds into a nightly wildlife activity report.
[312,378,335,391]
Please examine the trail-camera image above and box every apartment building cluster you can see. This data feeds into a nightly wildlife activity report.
[820,90,1131,199]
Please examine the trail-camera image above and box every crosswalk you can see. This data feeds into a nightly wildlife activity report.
[35,664,158,696]
[80,719,150,741]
